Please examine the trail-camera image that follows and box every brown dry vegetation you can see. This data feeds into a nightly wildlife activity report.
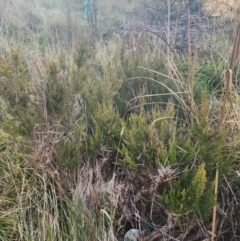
[0,0,240,241]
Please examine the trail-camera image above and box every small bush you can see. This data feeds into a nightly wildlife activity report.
[159,163,215,220]
[0,47,41,136]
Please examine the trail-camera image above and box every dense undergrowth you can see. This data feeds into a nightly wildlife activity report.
[0,0,240,240]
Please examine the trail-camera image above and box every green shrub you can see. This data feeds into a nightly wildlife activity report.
[58,123,86,170]
[120,105,178,170]
[74,38,96,69]
[40,51,73,122]
[159,163,215,220]
[0,47,41,136]
[88,101,123,154]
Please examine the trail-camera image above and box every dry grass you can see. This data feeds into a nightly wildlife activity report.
[0,0,240,240]
[205,0,240,16]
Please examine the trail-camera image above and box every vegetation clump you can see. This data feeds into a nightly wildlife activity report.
[0,0,240,240]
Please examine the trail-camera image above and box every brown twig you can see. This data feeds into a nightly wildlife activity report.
[138,29,175,53]
[211,168,219,241]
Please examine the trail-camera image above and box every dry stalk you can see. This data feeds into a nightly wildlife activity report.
[186,1,197,123]
[172,3,180,51]
[66,3,73,49]
[219,69,233,126]
[211,168,219,241]
[167,0,171,66]
[138,29,175,53]
[223,175,238,205]
[219,23,240,126]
